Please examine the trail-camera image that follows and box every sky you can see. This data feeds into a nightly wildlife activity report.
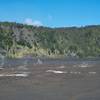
[0,0,100,27]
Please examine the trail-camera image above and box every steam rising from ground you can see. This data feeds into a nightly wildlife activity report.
[46,70,67,74]
[0,73,29,77]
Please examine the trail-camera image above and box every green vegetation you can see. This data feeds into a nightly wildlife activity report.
[0,22,100,58]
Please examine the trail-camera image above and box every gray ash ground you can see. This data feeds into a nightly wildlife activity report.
[0,58,100,100]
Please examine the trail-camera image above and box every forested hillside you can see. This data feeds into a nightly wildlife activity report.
[0,22,100,58]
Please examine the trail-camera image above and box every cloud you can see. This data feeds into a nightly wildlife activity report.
[24,18,43,26]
